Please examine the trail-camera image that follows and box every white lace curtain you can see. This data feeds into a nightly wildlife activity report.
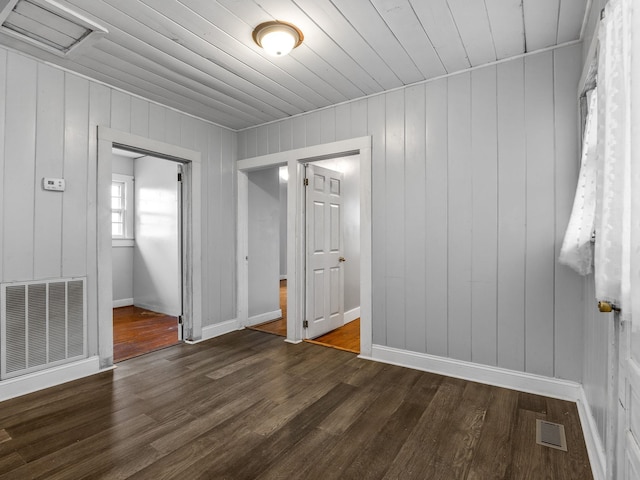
[559,0,640,319]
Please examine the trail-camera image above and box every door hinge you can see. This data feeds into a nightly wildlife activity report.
[303,320,308,328]
[177,172,183,182]
[303,178,309,187]
[178,315,184,325]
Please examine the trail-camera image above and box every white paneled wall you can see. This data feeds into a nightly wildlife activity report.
[583,274,609,454]
[0,47,236,343]
[238,44,584,381]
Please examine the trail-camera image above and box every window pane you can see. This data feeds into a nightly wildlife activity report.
[112,211,123,223]
[111,183,122,197]
[112,223,123,236]
[111,197,122,209]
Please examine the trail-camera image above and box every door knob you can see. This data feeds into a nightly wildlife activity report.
[339,256,346,262]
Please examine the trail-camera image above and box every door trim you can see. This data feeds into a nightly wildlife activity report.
[237,136,372,357]
[96,126,202,368]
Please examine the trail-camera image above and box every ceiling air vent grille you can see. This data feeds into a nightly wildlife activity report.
[0,0,107,57]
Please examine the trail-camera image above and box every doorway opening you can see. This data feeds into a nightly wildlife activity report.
[247,166,289,337]
[97,126,202,369]
[236,136,372,358]
[110,147,184,362]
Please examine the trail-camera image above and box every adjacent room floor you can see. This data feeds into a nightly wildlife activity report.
[0,329,592,479]
[113,306,180,362]
[249,279,361,353]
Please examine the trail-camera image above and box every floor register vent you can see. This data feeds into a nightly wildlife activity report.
[536,419,568,451]
[1,277,87,380]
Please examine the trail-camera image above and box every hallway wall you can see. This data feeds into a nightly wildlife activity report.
[238,43,584,382]
[0,46,237,366]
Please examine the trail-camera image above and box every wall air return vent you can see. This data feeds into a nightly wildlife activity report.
[1,277,87,380]
[0,0,107,57]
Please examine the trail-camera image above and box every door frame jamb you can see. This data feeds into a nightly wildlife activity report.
[96,126,202,368]
[236,136,372,357]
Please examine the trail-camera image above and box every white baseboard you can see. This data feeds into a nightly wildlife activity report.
[344,307,360,324]
[186,318,241,344]
[577,386,606,480]
[246,309,282,327]
[134,301,180,317]
[368,344,582,401]
[113,298,133,308]
[0,356,102,402]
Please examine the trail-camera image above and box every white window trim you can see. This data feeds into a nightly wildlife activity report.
[112,173,134,246]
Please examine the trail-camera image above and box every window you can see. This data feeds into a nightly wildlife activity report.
[111,181,125,237]
[112,174,134,245]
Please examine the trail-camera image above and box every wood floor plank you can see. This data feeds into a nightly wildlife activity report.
[0,329,592,480]
[545,398,593,479]
[466,387,519,480]
[381,377,467,479]
[113,306,179,362]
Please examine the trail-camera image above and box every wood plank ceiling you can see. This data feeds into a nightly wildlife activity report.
[0,0,589,130]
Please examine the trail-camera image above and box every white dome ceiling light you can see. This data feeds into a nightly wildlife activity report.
[252,21,303,57]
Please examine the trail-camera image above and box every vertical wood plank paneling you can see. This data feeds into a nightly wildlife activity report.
[305,111,322,147]
[553,44,583,382]
[267,123,280,154]
[220,129,236,321]
[335,103,351,141]
[582,274,608,444]
[292,117,306,150]
[424,78,449,357]
[62,74,89,278]
[245,128,258,158]
[164,109,181,146]
[33,64,64,280]
[0,49,5,280]
[385,90,406,349]
[130,97,149,138]
[447,72,472,362]
[279,119,293,152]
[368,94,386,345]
[110,90,131,133]
[207,126,222,325]
[404,84,426,353]
[194,121,210,323]
[320,108,336,144]
[236,130,248,160]
[180,116,197,150]
[471,66,498,366]
[3,53,37,282]
[256,125,269,156]
[148,103,166,141]
[87,82,111,357]
[350,99,368,138]
[496,58,527,371]
[524,51,556,377]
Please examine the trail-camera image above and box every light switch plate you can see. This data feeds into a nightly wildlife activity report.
[42,177,65,191]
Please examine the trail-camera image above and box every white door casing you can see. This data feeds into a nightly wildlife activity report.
[304,164,344,339]
[97,127,202,367]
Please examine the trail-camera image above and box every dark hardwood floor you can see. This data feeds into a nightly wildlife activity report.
[0,329,592,479]
[113,306,179,362]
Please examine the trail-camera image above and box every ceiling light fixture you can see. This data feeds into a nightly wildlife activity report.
[252,20,303,57]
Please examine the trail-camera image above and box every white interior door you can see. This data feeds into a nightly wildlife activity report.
[305,164,344,339]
